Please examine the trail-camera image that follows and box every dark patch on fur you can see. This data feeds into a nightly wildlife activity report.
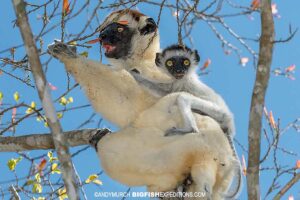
[155,53,162,66]
[139,18,157,35]
[194,49,200,63]
[162,44,200,64]
[89,128,111,152]
[99,22,135,59]
[131,69,140,74]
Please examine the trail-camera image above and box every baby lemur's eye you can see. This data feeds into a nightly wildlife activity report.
[166,60,173,67]
[117,27,124,32]
[183,59,190,66]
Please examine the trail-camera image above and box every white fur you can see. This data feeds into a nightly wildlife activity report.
[136,48,241,197]
[98,92,237,199]
[48,10,237,199]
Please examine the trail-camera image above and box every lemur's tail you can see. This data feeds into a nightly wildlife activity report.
[224,159,243,200]
[223,134,243,200]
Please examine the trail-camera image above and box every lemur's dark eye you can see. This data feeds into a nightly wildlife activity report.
[117,27,124,32]
[166,60,173,67]
[183,59,190,66]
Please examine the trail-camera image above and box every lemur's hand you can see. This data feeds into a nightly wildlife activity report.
[130,70,144,81]
[220,115,235,136]
[165,126,200,137]
[89,128,111,152]
[47,40,77,60]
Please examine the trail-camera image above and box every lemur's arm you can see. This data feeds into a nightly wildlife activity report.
[47,41,156,128]
[131,71,172,96]
[166,93,235,136]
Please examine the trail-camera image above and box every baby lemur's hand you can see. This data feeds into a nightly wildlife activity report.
[220,116,235,136]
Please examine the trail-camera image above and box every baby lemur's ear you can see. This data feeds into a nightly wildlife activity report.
[193,50,200,63]
[155,53,163,66]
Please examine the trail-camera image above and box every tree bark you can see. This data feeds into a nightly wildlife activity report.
[0,129,99,152]
[247,0,274,199]
[11,0,79,199]
[273,173,300,200]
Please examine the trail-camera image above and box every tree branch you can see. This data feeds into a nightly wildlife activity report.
[9,185,20,200]
[11,0,79,199]
[0,129,98,152]
[247,0,274,199]
[273,172,300,200]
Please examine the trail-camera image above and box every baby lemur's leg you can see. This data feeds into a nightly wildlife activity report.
[165,93,228,136]
[165,94,200,136]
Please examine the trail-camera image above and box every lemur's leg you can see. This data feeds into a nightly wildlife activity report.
[165,94,199,136]
[165,93,229,136]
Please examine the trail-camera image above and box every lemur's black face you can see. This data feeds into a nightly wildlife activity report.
[99,18,157,59]
[164,56,191,79]
[99,22,135,59]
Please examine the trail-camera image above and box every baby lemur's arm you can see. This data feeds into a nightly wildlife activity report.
[131,71,234,136]
[131,71,172,96]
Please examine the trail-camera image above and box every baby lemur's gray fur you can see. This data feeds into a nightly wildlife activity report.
[131,44,242,198]
[132,44,235,137]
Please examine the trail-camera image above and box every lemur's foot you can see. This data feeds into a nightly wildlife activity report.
[47,40,77,59]
[89,128,111,151]
[220,121,235,136]
[203,184,212,200]
[176,174,193,192]
[164,127,199,137]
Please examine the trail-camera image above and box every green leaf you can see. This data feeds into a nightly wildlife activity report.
[47,151,57,162]
[85,174,102,185]
[92,179,103,185]
[7,157,22,171]
[69,41,77,46]
[35,173,41,183]
[79,51,89,57]
[13,91,20,102]
[32,183,42,193]
[47,151,53,159]
[25,180,35,186]
[58,188,68,200]
[59,96,67,106]
[51,163,61,174]
[0,91,3,101]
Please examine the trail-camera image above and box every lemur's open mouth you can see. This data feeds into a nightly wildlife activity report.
[174,74,185,79]
[102,43,116,54]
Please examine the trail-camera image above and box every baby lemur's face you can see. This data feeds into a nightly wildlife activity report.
[162,56,191,79]
[155,45,200,79]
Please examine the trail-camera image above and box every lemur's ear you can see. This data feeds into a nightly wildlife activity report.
[139,18,157,35]
[155,53,162,66]
[193,50,200,63]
